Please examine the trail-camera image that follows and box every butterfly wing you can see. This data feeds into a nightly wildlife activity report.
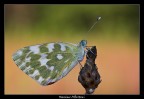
[12,42,81,86]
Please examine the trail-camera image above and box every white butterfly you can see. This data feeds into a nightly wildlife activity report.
[12,40,87,85]
[12,17,101,86]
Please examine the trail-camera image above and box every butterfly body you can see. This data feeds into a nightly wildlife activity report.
[12,40,87,86]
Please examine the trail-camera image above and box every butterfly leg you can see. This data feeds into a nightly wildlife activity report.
[76,60,83,69]
[85,50,92,59]
[86,47,96,56]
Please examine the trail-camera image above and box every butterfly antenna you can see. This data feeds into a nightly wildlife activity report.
[86,16,101,34]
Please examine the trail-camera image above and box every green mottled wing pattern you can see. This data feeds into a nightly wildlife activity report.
[12,42,83,86]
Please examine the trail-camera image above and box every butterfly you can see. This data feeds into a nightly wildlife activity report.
[12,17,102,86]
[78,46,101,94]
[12,40,88,86]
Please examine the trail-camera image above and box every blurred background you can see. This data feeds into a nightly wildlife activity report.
[4,4,139,94]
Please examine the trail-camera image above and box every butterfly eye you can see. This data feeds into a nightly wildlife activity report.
[80,40,87,47]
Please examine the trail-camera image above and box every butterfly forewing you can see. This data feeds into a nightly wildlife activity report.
[12,42,83,86]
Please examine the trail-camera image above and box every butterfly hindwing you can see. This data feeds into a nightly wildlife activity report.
[12,42,80,85]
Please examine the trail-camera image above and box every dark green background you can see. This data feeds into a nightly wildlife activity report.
[5,4,139,42]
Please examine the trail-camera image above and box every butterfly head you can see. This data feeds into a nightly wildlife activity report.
[79,40,87,47]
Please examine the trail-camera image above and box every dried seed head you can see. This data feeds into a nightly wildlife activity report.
[78,46,101,94]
